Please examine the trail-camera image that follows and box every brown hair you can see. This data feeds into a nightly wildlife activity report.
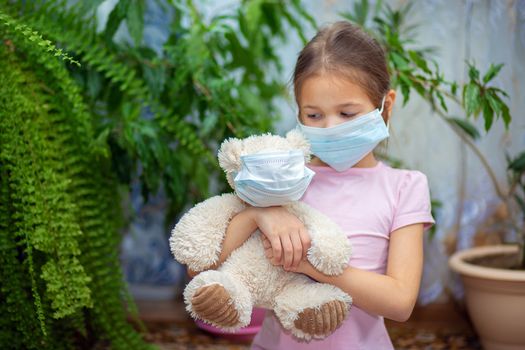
[292,21,390,121]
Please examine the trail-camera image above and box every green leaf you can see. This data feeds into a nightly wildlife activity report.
[408,50,430,73]
[508,152,525,173]
[245,0,263,38]
[291,0,317,29]
[127,0,145,47]
[485,91,502,114]
[390,51,410,71]
[450,82,457,96]
[104,0,130,42]
[482,63,504,84]
[482,100,493,131]
[73,0,108,16]
[412,81,426,98]
[463,83,481,117]
[340,0,370,26]
[491,87,509,97]
[86,69,102,98]
[281,6,307,43]
[501,104,511,128]
[467,62,480,81]
[142,63,166,98]
[436,91,448,112]
[398,74,411,106]
[447,117,480,140]
[486,91,512,129]
[201,112,219,136]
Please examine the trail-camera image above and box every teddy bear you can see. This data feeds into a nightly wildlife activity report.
[169,129,353,340]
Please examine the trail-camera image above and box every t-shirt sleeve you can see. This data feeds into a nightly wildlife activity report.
[391,170,435,233]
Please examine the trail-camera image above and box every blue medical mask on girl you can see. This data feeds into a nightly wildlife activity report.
[297,97,389,172]
[233,150,315,207]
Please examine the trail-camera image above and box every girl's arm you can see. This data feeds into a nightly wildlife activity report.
[267,223,424,322]
[188,206,311,277]
[187,207,258,277]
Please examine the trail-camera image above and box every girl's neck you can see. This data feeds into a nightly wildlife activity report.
[309,152,378,168]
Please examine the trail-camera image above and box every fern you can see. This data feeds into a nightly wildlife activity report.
[1,0,316,220]
[1,1,317,348]
[0,11,153,350]
[0,11,79,65]
[5,0,211,157]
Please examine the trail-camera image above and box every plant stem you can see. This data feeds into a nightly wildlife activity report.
[435,109,506,200]
[436,108,524,258]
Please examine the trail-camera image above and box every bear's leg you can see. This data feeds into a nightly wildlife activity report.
[273,278,352,341]
[191,284,239,327]
[184,270,252,331]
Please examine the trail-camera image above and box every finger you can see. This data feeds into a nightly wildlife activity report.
[299,227,311,259]
[268,235,282,263]
[262,236,271,250]
[290,230,303,268]
[265,247,273,259]
[280,235,293,269]
[284,265,297,272]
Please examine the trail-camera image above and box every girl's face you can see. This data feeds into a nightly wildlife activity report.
[297,71,396,167]
[298,72,380,127]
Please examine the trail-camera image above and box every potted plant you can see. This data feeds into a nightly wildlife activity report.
[449,151,525,350]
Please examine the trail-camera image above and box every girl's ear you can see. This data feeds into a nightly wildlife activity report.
[285,129,312,162]
[383,89,397,123]
[218,137,243,173]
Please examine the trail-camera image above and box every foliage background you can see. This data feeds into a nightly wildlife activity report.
[0,0,315,348]
[1,0,524,349]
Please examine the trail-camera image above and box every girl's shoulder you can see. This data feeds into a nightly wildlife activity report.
[380,162,430,194]
[381,163,434,231]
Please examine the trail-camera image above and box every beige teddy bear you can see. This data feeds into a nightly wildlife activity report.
[169,129,352,340]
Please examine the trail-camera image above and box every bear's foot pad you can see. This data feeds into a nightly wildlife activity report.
[191,283,240,327]
[294,300,348,337]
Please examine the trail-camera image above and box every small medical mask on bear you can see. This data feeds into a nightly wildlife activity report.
[233,149,315,207]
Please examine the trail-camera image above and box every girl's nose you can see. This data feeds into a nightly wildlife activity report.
[324,115,344,128]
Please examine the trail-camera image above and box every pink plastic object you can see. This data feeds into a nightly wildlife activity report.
[195,307,266,341]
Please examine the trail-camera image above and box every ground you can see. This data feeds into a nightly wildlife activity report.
[135,298,482,350]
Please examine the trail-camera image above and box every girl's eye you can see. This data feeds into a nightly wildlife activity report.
[341,112,357,118]
[306,113,322,119]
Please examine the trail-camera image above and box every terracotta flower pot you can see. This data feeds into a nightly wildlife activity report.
[449,245,525,350]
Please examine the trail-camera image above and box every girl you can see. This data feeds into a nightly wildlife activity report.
[193,20,435,349]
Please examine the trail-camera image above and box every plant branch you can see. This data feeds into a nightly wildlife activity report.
[435,108,506,200]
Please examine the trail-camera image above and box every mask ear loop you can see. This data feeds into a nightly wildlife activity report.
[379,96,386,114]
[378,96,390,130]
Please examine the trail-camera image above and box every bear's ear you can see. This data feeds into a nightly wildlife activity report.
[218,137,243,173]
[286,129,312,161]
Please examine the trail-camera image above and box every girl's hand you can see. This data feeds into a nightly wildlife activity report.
[261,233,311,274]
[250,206,311,270]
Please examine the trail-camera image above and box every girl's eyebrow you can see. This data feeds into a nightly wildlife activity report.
[302,102,361,109]
[338,102,361,107]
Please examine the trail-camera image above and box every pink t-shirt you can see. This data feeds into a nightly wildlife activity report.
[251,160,435,350]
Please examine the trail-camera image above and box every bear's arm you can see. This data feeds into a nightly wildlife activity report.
[169,193,246,272]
